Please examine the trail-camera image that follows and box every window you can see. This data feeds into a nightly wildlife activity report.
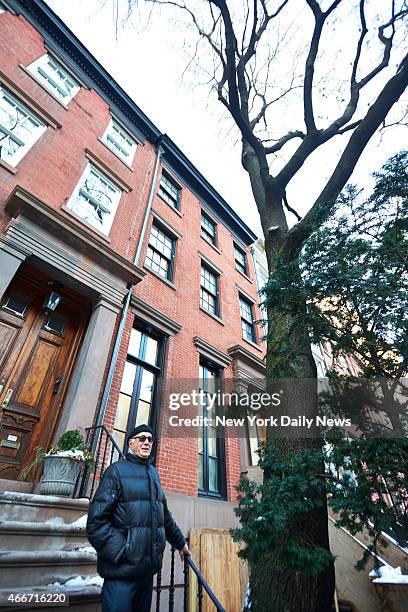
[200,265,219,316]
[198,362,225,496]
[27,54,80,103]
[240,296,257,343]
[103,118,137,164]
[247,419,261,466]
[2,290,31,318]
[201,211,217,246]
[234,243,248,276]
[145,223,176,281]
[158,171,180,210]
[113,326,163,452]
[0,86,46,166]
[66,164,122,234]
[0,2,5,13]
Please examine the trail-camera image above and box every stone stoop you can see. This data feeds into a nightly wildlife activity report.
[0,492,101,611]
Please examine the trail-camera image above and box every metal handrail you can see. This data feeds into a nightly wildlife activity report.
[74,424,125,498]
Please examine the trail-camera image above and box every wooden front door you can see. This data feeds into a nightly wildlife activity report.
[0,266,89,480]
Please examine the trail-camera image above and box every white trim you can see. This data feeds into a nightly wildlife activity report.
[26,54,80,104]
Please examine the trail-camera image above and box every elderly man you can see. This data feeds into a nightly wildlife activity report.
[87,424,190,612]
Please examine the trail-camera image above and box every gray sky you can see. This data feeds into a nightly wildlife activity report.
[46,0,407,237]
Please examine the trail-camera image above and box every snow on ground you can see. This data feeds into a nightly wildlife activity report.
[369,565,408,584]
[47,575,103,588]
[69,514,87,528]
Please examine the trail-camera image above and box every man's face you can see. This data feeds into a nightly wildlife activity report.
[128,431,153,459]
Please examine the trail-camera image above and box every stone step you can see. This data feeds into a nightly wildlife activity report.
[0,492,89,524]
[0,549,97,589]
[0,520,89,551]
[0,583,101,612]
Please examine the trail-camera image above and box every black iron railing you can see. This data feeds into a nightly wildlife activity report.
[154,547,225,611]
[74,425,125,499]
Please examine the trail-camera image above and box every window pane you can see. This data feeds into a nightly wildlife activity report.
[208,457,218,492]
[0,87,45,165]
[120,361,137,395]
[28,55,79,102]
[43,312,68,336]
[128,328,142,358]
[105,119,136,163]
[208,434,217,458]
[67,165,122,234]
[114,393,131,431]
[139,369,154,403]
[2,290,31,317]
[135,399,151,426]
[158,172,180,208]
[144,335,158,365]
[198,454,204,489]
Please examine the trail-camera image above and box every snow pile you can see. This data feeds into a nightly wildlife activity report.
[46,450,86,461]
[73,546,96,556]
[369,565,408,584]
[70,514,87,528]
[48,575,103,588]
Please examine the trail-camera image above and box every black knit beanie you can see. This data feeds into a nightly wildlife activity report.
[127,424,154,440]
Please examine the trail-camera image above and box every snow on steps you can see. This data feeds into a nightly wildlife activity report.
[0,491,89,524]
[0,581,102,612]
[0,519,90,551]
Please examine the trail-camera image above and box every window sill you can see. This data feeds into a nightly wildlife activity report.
[143,265,176,290]
[0,158,17,174]
[201,235,221,254]
[242,337,263,352]
[157,193,183,218]
[199,306,224,325]
[61,205,111,243]
[236,268,252,283]
[97,138,134,172]
[198,490,226,501]
[20,64,70,110]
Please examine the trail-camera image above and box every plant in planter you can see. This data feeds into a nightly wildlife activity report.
[20,429,94,497]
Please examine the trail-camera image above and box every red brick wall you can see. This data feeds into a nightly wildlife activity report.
[0,10,155,261]
[103,168,266,501]
[0,10,265,503]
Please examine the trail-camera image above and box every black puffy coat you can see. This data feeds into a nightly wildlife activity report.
[86,452,185,579]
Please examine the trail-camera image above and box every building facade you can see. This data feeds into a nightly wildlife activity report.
[0,0,266,526]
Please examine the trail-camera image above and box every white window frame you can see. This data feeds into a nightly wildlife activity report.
[0,86,46,166]
[102,118,137,165]
[0,2,6,14]
[66,163,122,235]
[27,54,80,103]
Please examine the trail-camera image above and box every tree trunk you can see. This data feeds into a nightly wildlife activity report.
[249,211,335,611]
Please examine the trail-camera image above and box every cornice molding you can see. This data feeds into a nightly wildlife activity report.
[193,336,232,369]
[5,186,145,285]
[227,344,266,374]
[131,296,181,336]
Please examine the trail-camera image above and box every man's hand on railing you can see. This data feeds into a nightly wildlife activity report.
[179,543,191,561]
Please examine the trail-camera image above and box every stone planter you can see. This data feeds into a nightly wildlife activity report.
[40,455,83,497]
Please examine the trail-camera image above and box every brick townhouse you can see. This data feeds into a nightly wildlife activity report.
[0,0,266,531]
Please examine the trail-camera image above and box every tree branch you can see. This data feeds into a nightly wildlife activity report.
[285,52,408,258]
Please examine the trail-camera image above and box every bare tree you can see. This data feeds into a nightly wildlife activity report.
[117,1,408,609]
